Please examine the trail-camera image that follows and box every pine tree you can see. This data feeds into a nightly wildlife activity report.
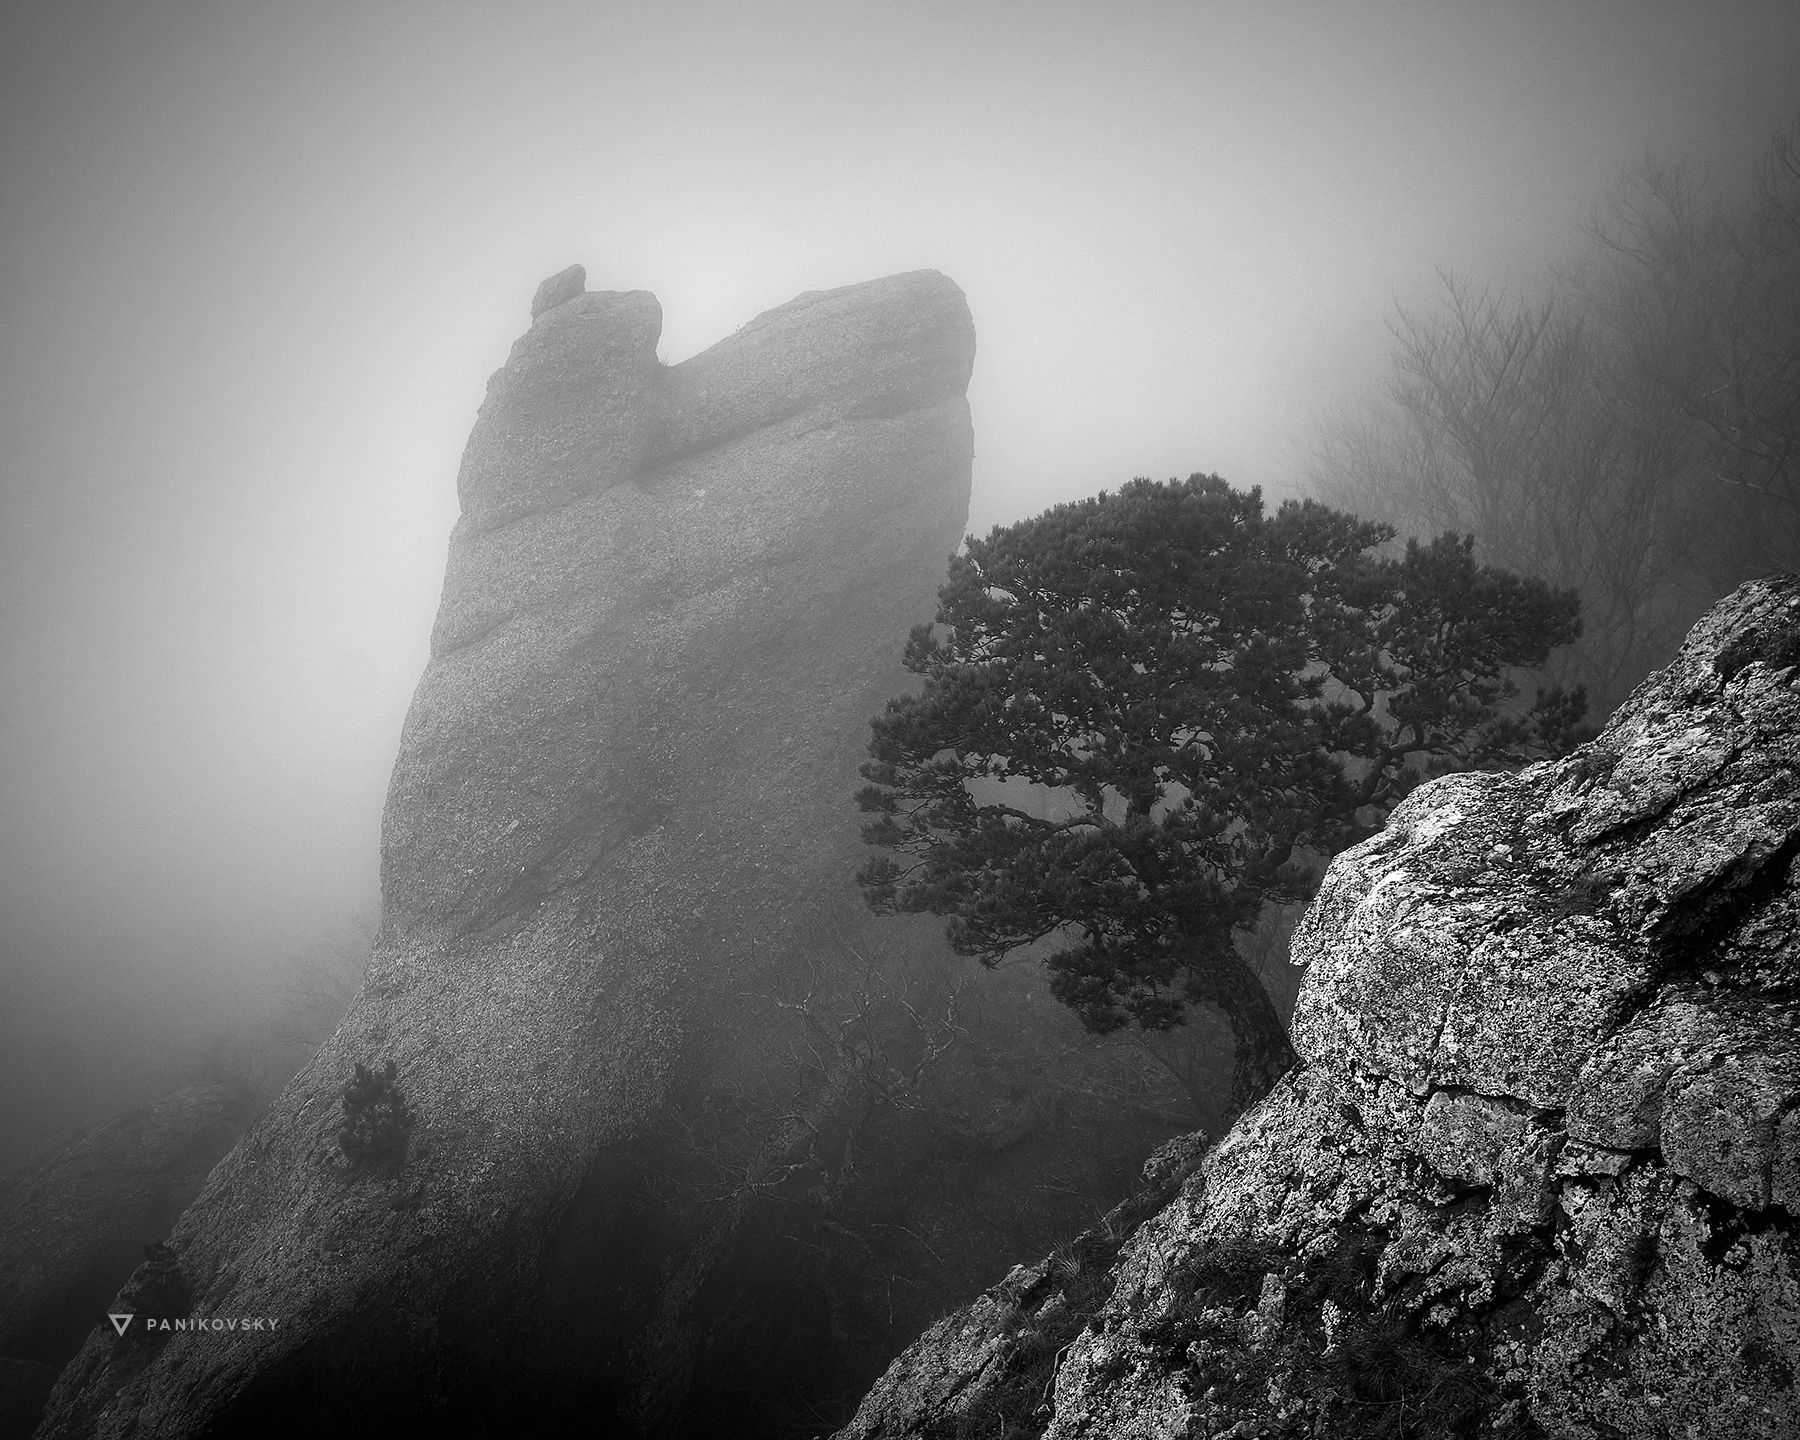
[858,475,1583,1117]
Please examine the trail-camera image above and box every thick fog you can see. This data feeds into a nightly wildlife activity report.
[2,0,1797,1166]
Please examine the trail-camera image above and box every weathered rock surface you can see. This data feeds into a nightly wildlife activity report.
[529,262,585,318]
[836,574,1800,1440]
[0,1086,239,1371]
[37,268,976,1437]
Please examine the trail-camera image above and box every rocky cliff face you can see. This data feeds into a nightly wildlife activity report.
[836,574,1800,1440]
[37,268,977,1437]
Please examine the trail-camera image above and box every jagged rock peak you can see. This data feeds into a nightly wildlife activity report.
[529,262,586,318]
[836,574,1800,1440]
[447,266,972,539]
[35,271,975,1437]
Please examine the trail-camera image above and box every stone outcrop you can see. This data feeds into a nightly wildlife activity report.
[836,575,1800,1440]
[529,262,585,318]
[0,1086,239,1387]
[37,268,976,1437]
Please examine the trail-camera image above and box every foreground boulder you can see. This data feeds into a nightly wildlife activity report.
[837,574,1800,1440]
[39,268,977,1437]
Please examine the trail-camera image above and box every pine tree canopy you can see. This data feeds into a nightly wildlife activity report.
[857,474,1585,1057]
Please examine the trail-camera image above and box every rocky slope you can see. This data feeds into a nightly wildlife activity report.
[0,1087,240,1438]
[836,574,1800,1440]
[0,1086,240,1371]
[36,267,977,1437]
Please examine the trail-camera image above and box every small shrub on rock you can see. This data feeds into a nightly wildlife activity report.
[110,1241,192,1345]
[338,1059,415,1167]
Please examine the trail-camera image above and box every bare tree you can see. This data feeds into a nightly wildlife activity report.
[183,914,373,1120]
[1585,130,1800,587]
[1311,117,1800,714]
[1314,274,1686,713]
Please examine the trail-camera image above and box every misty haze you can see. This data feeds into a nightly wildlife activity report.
[3,3,1799,1437]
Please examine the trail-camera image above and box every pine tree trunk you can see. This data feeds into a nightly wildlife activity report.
[1187,952,1297,1122]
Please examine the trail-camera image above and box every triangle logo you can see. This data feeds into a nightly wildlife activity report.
[108,1312,134,1336]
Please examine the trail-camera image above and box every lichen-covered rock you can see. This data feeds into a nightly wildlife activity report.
[37,268,975,1438]
[835,574,1800,1440]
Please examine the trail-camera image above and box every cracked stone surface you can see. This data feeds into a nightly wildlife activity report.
[835,574,1800,1440]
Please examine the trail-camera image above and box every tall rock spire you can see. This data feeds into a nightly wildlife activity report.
[38,268,976,1437]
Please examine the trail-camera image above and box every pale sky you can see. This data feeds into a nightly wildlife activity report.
[3,0,1797,1144]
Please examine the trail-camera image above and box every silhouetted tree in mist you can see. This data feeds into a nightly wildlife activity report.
[183,916,371,1119]
[858,476,1582,1119]
[1310,115,1800,713]
[1584,124,1800,588]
